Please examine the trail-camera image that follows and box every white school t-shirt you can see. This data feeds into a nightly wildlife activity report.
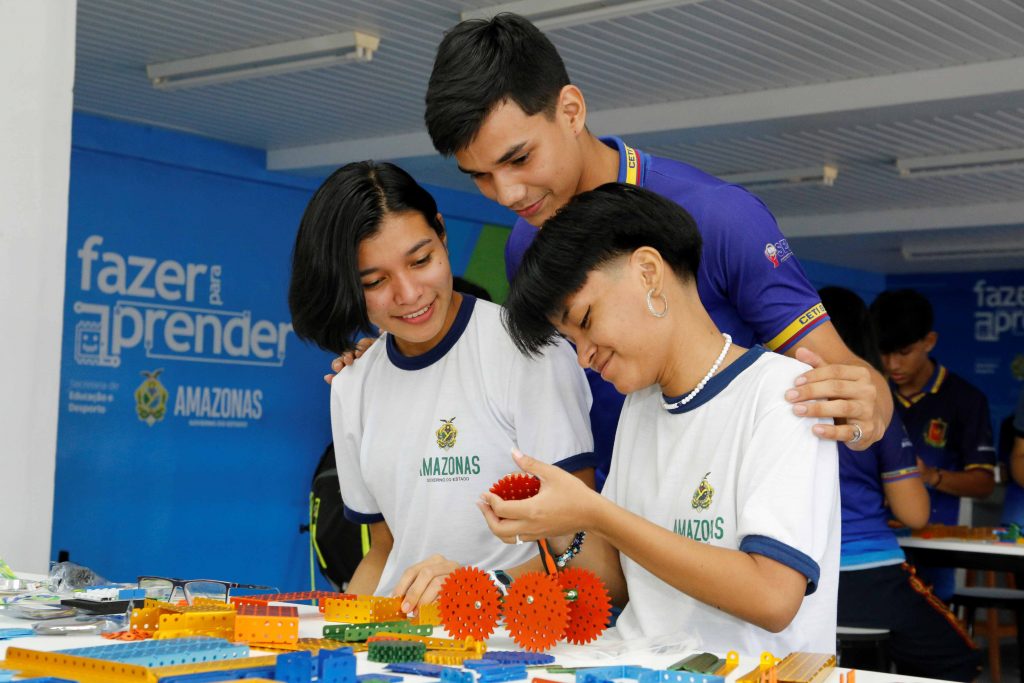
[605,346,840,654]
[330,296,595,595]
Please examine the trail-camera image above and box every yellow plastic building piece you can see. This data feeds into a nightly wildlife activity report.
[249,637,355,653]
[153,610,236,640]
[1,646,157,683]
[233,605,299,644]
[131,603,179,635]
[369,632,485,655]
[736,652,781,682]
[414,601,442,625]
[153,654,279,678]
[772,652,836,683]
[323,595,405,623]
[424,649,484,665]
[715,651,740,676]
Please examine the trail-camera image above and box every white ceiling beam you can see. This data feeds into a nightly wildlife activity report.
[779,199,1024,239]
[268,55,1024,171]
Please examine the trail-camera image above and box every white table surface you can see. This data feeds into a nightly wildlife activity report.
[0,578,951,683]
[898,536,1024,556]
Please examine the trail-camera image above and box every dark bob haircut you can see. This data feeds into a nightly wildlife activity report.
[869,288,935,354]
[818,286,883,373]
[288,161,444,354]
[425,13,570,156]
[503,183,702,356]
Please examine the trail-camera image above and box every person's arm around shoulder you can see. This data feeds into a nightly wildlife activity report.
[346,520,393,596]
[324,337,375,384]
[783,327,892,450]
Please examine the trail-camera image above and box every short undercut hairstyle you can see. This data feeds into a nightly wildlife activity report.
[503,183,702,356]
[425,13,570,156]
[869,288,935,354]
[288,161,444,354]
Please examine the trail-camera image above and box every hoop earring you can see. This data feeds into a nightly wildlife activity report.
[646,288,668,318]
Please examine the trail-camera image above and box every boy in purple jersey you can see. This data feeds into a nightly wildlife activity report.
[328,13,891,478]
[822,287,979,680]
[871,289,996,601]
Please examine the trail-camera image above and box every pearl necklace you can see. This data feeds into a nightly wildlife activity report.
[662,333,733,411]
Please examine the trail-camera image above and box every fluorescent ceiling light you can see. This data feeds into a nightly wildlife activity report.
[461,0,703,31]
[147,31,379,91]
[719,164,838,191]
[896,148,1024,179]
[902,239,1024,262]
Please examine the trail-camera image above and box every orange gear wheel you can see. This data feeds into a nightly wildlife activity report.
[437,566,502,640]
[558,567,611,645]
[489,473,540,501]
[503,571,568,652]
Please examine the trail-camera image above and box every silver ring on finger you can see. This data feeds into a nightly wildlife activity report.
[848,423,863,444]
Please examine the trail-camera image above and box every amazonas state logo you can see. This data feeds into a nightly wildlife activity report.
[135,368,168,427]
[436,417,457,450]
[925,418,948,448]
[691,472,714,512]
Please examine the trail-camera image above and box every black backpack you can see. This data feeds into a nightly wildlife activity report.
[306,443,366,590]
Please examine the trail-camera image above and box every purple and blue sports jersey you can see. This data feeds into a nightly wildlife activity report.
[893,362,996,527]
[505,137,829,484]
[1001,390,1024,526]
[839,412,919,570]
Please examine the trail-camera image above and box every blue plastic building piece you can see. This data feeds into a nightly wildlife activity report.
[0,628,34,640]
[159,666,278,683]
[637,672,724,683]
[440,667,474,683]
[319,647,357,683]
[56,636,249,668]
[275,650,315,683]
[118,588,146,600]
[464,660,501,670]
[482,651,556,666]
[384,662,446,677]
[576,665,653,683]
[475,664,527,683]
[358,675,404,683]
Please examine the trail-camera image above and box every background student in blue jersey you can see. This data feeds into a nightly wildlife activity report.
[821,286,979,681]
[288,161,596,607]
[479,184,840,656]
[870,288,996,602]
[329,13,891,486]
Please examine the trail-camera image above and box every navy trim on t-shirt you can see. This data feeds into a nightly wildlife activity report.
[553,451,602,473]
[386,295,476,371]
[740,534,821,595]
[664,345,767,414]
[343,505,385,525]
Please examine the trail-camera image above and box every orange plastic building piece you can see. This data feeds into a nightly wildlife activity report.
[715,651,740,676]
[414,601,442,625]
[438,567,503,640]
[232,604,299,644]
[152,655,279,679]
[503,572,569,652]
[557,567,612,645]
[323,595,405,623]
[248,637,355,653]
[490,473,540,500]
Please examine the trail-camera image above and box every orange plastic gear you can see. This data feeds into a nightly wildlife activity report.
[437,566,502,640]
[489,473,540,501]
[558,567,611,645]
[503,571,568,652]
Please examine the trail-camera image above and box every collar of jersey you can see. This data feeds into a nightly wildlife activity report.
[386,295,476,371]
[600,136,649,187]
[893,358,946,408]
[663,345,767,414]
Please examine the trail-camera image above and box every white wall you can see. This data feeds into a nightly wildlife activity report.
[0,0,77,573]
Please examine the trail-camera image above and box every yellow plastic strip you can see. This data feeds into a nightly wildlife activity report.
[1,647,157,683]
